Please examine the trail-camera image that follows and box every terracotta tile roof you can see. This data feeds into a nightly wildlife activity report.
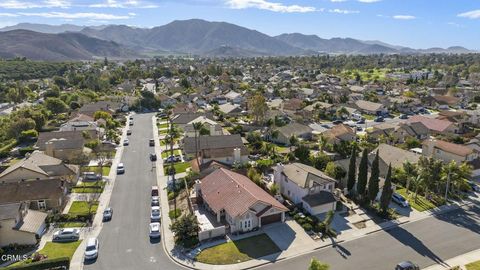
[425,139,474,157]
[407,115,453,133]
[200,168,287,219]
[328,124,355,137]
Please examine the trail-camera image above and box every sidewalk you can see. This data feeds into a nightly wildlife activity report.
[67,114,131,270]
[423,248,480,270]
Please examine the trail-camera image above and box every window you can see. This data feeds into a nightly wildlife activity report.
[37,200,46,210]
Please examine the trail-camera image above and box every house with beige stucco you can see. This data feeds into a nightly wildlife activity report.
[0,203,47,247]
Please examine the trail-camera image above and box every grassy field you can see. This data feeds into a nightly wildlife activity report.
[159,129,169,135]
[163,162,191,174]
[161,149,181,158]
[68,201,98,216]
[396,188,437,212]
[157,123,169,129]
[81,166,111,176]
[466,260,480,270]
[343,68,389,82]
[196,234,280,265]
[40,241,82,260]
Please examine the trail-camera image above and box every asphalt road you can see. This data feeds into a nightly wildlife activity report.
[260,204,480,270]
[84,113,181,270]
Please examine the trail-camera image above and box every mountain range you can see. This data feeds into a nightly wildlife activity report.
[0,19,476,61]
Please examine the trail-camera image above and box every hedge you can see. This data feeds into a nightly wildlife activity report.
[7,257,69,270]
[0,139,17,157]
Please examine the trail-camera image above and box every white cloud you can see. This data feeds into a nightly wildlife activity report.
[330,0,347,2]
[393,15,415,20]
[358,0,381,3]
[458,10,480,19]
[0,0,71,9]
[89,0,158,8]
[447,22,464,28]
[225,0,317,13]
[0,12,19,17]
[18,11,134,20]
[329,9,359,14]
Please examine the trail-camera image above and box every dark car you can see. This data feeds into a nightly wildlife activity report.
[356,119,365,124]
[374,116,385,122]
[150,153,157,161]
[332,120,343,125]
[164,155,181,163]
[399,114,409,119]
[149,139,155,146]
[102,207,113,222]
[395,261,419,270]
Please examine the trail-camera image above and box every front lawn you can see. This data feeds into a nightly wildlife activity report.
[396,188,437,212]
[72,181,105,193]
[196,234,280,265]
[164,162,191,174]
[68,201,98,216]
[159,129,169,135]
[161,149,181,158]
[81,166,111,176]
[40,241,81,260]
[157,123,169,129]
[466,260,480,270]
[56,222,87,228]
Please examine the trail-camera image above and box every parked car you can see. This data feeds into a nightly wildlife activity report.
[123,139,129,146]
[127,130,132,135]
[157,113,167,118]
[356,118,365,124]
[150,206,161,222]
[129,121,133,126]
[151,197,160,206]
[468,181,480,192]
[332,120,343,125]
[103,207,113,222]
[149,222,161,238]
[116,163,125,174]
[164,155,181,163]
[150,153,157,161]
[399,114,409,119]
[151,186,159,201]
[83,172,101,181]
[395,261,419,270]
[53,228,80,242]
[374,116,385,122]
[129,116,133,120]
[356,126,363,132]
[84,238,99,260]
[392,193,409,208]
[149,139,155,146]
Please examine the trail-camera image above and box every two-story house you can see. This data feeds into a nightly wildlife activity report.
[0,203,47,247]
[274,163,337,215]
[422,139,478,163]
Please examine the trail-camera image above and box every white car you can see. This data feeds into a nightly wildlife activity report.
[392,193,409,208]
[116,163,125,174]
[150,206,161,222]
[53,228,80,242]
[84,238,99,260]
[149,222,161,238]
[123,139,129,146]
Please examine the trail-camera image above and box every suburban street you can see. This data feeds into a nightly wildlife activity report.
[261,204,480,270]
[84,113,182,270]
[85,114,480,270]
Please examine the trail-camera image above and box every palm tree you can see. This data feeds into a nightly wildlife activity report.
[192,122,204,162]
[289,135,298,152]
[403,161,417,194]
[318,134,327,153]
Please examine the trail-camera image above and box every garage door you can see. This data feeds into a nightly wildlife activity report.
[261,213,282,225]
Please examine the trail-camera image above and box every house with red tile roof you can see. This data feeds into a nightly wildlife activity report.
[406,115,459,135]
[198,168,288,233]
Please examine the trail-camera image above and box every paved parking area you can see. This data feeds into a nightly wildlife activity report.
[262,220,322,253]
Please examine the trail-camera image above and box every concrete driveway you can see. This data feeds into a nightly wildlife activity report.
[262,220,321,254]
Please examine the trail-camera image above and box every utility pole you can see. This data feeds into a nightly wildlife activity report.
[444,167,451,203]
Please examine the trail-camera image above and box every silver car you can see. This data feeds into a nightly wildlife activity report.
[53,228,80,242]
[150,206,161,222]
[84,238,99,260]
[149,222,161,238]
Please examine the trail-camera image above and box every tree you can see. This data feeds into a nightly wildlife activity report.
[325,161,346,181]
[294,144,311,163]
[289,135,298,152]
[44,97,68,114]
[367,150,380,204]
[318,134,327,153]
[93,110,112,121]
[347,148,357,193]
[310,152,330,171]
[192,122,204,162]
[308,258,330,270]
[380,164,393,214]
[269,183,279,196]
[248,94,268,124]
[357,148,368,201]
[169,214,199,245]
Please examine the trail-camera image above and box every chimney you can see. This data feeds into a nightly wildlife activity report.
[210,124,216,135]
[194,179,202,194]
[423,138,435,157]
[233,148,241,163]
[45,141,55,157]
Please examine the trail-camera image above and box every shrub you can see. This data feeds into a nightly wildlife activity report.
[6,257,69,270]
[314,222,326,233]
[169,209,182,219]
[302,223,313,231]
[18,147,35,157]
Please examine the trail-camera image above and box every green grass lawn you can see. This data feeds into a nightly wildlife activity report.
[163,162,191,174]
[68,201,98,216]
[72,181,105,193]
[40,241,81,260]
[157,123,169,129]
[159,129,169,135]
[396,188,437,212]
[362,114,376,120]
[57,222,87,228]
[81,166,111,176]
[161,149,181,158]
[466,260,480,270]
[196,234,280,265]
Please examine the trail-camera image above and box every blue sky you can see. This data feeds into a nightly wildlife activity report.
[0,0,479,49]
